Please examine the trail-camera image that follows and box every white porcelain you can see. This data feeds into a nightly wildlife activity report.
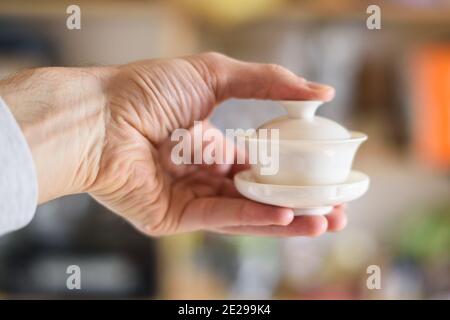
[234,169,370,216]
[250,100,367,185]
[249,132,366,185]
[259,101,350,140]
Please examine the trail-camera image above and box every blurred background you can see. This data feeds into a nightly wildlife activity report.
[0,0,449,299]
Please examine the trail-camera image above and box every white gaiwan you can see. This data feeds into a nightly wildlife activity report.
[234,100,370,215]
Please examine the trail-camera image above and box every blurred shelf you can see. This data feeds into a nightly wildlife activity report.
[282,1,450,27]
[0,0,163,18]
[3,0,450,27]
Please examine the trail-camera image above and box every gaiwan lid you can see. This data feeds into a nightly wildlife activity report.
[258,100,351,140]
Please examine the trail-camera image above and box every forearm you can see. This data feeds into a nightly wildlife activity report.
[0,67,108,203]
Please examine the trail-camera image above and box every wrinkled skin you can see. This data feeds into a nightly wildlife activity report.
[1,52,347,237]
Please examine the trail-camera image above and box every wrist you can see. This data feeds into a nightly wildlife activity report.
[0,67,110,203]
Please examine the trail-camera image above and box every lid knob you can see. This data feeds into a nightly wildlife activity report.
[258,100,351,140]
[280,100,323,120]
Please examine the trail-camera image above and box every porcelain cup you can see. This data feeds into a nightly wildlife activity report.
[248,132,367,186]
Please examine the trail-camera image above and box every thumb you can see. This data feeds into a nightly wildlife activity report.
[186,52,335,103]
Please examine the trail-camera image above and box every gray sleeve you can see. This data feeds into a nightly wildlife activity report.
[0,97,38,235]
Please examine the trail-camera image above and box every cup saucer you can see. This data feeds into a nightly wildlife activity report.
[234,170,370,216]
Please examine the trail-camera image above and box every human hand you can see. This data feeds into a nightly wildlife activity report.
[1,52,346,236]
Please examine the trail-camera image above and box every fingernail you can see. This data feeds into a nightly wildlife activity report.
[334,203,348,210]
[280,208,295,225]
[306,81,334,92]
[309,216,328,237]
